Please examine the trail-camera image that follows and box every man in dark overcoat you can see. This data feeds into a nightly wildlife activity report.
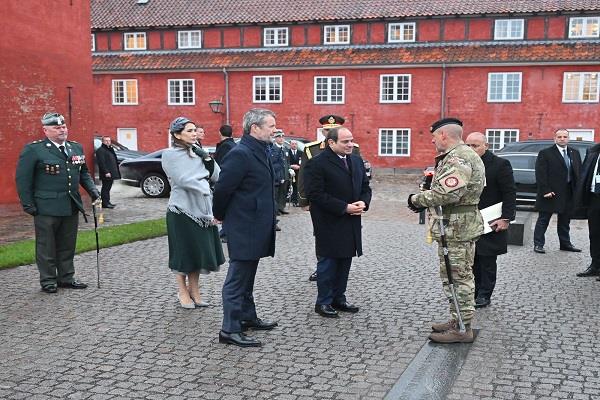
[466,132,516,308]
[213,124,236,165]
[304,126,372,318]
[15,112,99,293]
[533,129,582,253]
[95,136,121,208]
[287,140,302,206]
[212,108,278,347]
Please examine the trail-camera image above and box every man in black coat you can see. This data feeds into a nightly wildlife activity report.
[213,109,278,347]
[574,142,600,278]
[287,140,302,206]
[533,129,582,253]
[270,129,290,215]
[213,124,235,165]
[465,132,516,308]
[304,127,372,318]
[95,136,121,208]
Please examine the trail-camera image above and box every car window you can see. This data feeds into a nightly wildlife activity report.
[501,154,536,170]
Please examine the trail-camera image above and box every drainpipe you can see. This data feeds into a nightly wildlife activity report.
[440,63,447,118]
[223,67,230,124]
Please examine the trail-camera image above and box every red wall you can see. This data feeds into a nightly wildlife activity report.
[0,0,94,204]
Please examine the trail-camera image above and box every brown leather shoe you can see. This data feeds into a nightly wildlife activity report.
[431,319,456,333]
[429,327,474,343]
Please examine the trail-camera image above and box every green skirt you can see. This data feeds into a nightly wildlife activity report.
[166,210,225,274]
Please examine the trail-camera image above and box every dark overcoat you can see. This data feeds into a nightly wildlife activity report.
[304,147,372,258]
[535,145,582,213]
[212,134,276,261]
[213,137,236,165]
[95,144,121,180]
[574,143,600,209]
[476,150,517,256]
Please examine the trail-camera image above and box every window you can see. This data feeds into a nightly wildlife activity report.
[178,31,202,49]
[486,129,519,151]
[494,19,524,40]
[91,34,95,51]
[264,27,288,46]
[379,129,410,156]
[112,80,138,105]
[567,129,595,141]
[168,79,195,105]
[563,72,599,103]
[253,76,282,103]
[388,23,416,42]
[314,76,345,104]
[124,32,146,50]
[569,17,599,38]
[380,74,411,103]
[324,25,350,44]
[487,72,522,102]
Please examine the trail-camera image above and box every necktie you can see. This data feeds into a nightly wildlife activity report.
[563,148,571,182]
[342,157,349,170]
[59,145,68,160]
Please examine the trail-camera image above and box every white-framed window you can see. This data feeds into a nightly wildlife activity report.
[112,80,138,105]
[567,129,595,141]
[264,27,288,47]
[253,75,282,103]
[562,72,599,103]
[91,34,95,51]
[178,30,202,49]
[494,19,524,40]
[314,76,345,104]
[379,128,411,156]
[380,74,411,103]
[487,72,522,102]
[569,17,600,38]
[486,129,519,152]
[388,23,416,42]
[324,25,350,44]
[168,79,195,105]
[124,32,146,50]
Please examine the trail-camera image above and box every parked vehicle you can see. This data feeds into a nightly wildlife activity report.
[93,136,148,162]
[119,149,170,198]
[497,139,595,160]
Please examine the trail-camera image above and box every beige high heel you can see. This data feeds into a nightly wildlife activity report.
[177,293,195,309]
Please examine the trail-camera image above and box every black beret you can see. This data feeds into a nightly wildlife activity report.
[169,116,194,134]
[219,124,233,137]
[318,114,345,129]
[41,112,65,126]
[430,117,463,133]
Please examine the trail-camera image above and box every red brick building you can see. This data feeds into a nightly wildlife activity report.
[0,1,94,204]
[91,0,600,169]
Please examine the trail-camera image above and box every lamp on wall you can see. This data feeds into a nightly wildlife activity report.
[208,98,224,114]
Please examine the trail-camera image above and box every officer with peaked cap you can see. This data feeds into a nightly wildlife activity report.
[15,112,100,293]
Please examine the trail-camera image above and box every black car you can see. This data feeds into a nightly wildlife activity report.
[497,139,595,161]
[119,149,170,198]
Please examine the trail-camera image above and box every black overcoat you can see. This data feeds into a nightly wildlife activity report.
[95,144,121,180]
[304,147,372,258]
[535,145,582,213]
[574,143,600,209]
[213,137,236,165]
[476,151,517,256]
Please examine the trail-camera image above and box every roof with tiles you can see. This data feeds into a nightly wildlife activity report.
[91,0,600,29]
[92,41,600,72]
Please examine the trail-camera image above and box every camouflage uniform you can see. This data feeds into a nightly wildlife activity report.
[411,143,485,327]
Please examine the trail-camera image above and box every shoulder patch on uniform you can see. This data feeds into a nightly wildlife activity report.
[444,176,459,188]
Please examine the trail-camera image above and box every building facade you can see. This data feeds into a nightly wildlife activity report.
[91,0,600,169]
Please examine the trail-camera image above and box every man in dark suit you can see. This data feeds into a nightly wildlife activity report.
[304,127,372,318]
[533,129,582,253]
[95,136,121,208]
[271,129,290,215]
[574,142,600,278]
[213,124,235,165]
[287,140,302,206]
[15,112,100,293]
[465,132,516,308]
[213,109,278,347]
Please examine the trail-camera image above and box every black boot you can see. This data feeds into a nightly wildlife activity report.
[576,264,600,277]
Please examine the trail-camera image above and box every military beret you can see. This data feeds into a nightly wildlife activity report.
[273,129,284,138]
[319,114,345,129]
[41,112,66,126]
[219,124,233,137]
[169,116,194,134]
[430,117,463,133]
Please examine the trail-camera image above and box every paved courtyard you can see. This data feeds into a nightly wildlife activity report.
[1,178,599,399]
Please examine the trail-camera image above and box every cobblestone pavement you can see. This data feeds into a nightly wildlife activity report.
[1,176,599,399]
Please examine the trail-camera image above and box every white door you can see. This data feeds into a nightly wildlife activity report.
[117,128,138,150]
[568,129,594,141]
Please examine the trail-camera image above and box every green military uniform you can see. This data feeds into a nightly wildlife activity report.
[15,136,98,289]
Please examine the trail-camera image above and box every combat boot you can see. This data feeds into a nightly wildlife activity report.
[429,327,474,344]
[431,319,456,333]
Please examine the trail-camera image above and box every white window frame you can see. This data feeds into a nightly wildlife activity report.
[380,74,412,103]
[124,32,146,50]
[562,72,599,103]
[494,19,524,40]
[263,27,289,47]
[324,25,350,45]
[314,76,345,104]
[485,129,519,152]
[253,75,282,103]
[168,79,195,105]
[388,22,416,43]
[112,79,138,105]
[568,17,600,38]
[91,34,95,52]
[178,30,202,49]
[378,128,411,157]
[567,129,595,141]
[487,72,522,102]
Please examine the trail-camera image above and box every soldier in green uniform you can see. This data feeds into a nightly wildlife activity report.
[408,117,485,343]
[15,112,100,293]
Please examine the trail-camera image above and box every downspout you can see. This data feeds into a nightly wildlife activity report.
[440,63,447,118]
[223,67,230,124]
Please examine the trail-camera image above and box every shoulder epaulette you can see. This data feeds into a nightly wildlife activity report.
[31,139,43,144]
[305,140,323,147]
[68,140,79,144]
[353,143,360,148]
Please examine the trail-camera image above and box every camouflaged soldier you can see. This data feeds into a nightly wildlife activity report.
[407,117,485,343]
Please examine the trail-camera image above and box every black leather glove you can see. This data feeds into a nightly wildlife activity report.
[191,145,215,178]
[23,205,37,216]
[407,194,426,213]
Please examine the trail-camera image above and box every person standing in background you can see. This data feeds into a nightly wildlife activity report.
[95,136,121,209]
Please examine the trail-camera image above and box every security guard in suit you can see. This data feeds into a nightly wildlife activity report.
[15,112,100,293]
